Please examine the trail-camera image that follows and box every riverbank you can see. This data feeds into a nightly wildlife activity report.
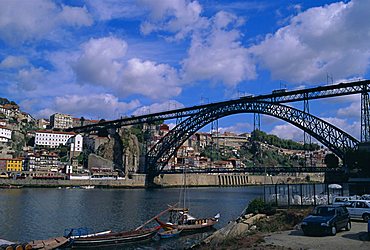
[194,207,312,249]
[0,173,323,188]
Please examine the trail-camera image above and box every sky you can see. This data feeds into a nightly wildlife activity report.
[0,0,369,142]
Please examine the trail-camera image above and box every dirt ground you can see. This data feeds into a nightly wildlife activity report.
[194,208,370,250]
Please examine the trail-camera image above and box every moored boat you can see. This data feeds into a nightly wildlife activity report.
[155,207,219,232]
[27,236,69,250]
[158,228,182,239]
[68,226,161,248]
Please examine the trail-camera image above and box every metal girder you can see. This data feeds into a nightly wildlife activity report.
[146,101,359,176]
[361,84,370,142]
[67,80,370,133]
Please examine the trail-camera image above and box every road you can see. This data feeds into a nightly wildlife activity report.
[263,221,370,250]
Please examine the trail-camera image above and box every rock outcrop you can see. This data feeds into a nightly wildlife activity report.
[201,213,267,247]
[96,127,140,174]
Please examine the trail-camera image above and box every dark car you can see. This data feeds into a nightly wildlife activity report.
[301,205,351,236]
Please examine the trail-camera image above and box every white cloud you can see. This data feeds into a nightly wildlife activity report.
[270,124,303,141]
[17,67,47,91]
[139,0,207,40]
[0,56,28,69]
[121,58,181,99]
[86,0,143,20]
[218,122,253,134]
[46,94,140,120]
[133,100,185,116]
[0,0,92,44]
[58,5,93,27]
[73,36,182,99]
[182,11,256,87]
[73,37,127,87]
[251,0,370,84]
[337,101,361,119]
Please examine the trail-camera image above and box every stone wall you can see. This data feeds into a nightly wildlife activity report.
[154,173,324,187]
[88,153,114,170]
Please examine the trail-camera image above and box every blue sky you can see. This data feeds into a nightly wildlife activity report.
[0,0,368,141]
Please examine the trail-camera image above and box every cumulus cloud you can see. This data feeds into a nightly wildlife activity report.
[337,101,361,119]
[17,67,47,91]
[139,0,207,40]
[251,0,370,83]
[133,100,185,116]
[270,124,303,141]
[73,37,127,87]
[182,11,256,87]
[0,56,29,69]
[0,0,92,44]
[35,94,140,120]
[73,36,182,99]
[218,122,253,134]
[86,0,144,20]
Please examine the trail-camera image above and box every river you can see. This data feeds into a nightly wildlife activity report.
[0,186,264,249]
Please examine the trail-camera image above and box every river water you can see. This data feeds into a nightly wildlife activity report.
[0,186,264,249]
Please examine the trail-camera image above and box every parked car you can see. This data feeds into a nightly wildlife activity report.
[301,205,351,236]
[332,196,359,205]
[345,200,370,221]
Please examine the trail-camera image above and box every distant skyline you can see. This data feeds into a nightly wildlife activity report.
[0,0,368,141]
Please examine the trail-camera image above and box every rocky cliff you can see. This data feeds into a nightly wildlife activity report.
[96,127,140,174]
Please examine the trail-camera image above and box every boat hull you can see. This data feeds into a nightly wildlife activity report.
[70,227,160,248]
[156,218,218,232]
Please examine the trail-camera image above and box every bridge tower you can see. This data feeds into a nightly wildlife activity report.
[303,93,312,167]
[361,84,370,142]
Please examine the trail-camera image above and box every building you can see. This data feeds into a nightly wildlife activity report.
[0,126,12,143]
[0,158,24,172]
[67,134,83,154]
[50,113,73,129]
[0,104,19,117]
[34,130,76,148]
[37,119,50,129]
[24,151,61,171]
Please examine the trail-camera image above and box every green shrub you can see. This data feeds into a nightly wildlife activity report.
[245,198,276,215]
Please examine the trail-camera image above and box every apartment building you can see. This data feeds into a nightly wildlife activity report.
[35,130,76,148]
[50,113,73,129]
[0,126,12,143]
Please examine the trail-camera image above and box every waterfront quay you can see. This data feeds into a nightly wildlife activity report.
[0,172,324,188]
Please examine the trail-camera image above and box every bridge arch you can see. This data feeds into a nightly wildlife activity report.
[146,101,359,176]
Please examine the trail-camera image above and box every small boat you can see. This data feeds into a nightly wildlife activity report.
[67,226,161,248]
[80,185,95,189]
[158,228,182,239]
[27,236,69,250]
[155,208,220,232]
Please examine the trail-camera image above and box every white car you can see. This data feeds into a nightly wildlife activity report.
[332,196,359,205]
[345,200,370,221]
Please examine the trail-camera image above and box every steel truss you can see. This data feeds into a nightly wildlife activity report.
[361,84,370,142]
[67,80,370,134]
[146,101,359,176]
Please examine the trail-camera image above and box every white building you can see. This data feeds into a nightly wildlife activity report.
[34,130,76,148]
[68,134,83,153]
[50,113,73,129]
[0,126,12,143]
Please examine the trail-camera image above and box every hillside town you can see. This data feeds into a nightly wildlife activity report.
[0,98,333,181]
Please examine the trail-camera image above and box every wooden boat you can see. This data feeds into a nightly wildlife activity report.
[68,226,161,248]
[155,207,219,232]
[154,164,220,233]
[26,236,69,250]
[158,228,182,239]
